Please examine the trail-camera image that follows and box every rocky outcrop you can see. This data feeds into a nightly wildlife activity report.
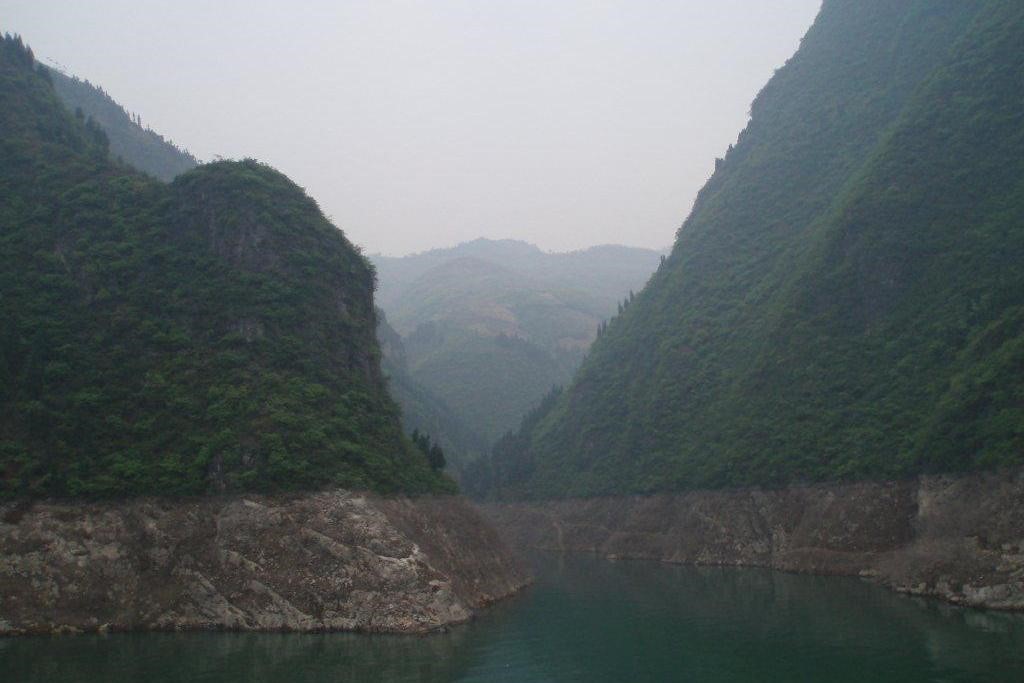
[483,469,1024,610]
[0,491,528,635]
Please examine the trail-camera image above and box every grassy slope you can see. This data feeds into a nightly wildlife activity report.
[477,0,1024,499]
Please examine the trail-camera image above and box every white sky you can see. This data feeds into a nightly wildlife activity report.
[4,1,820,255]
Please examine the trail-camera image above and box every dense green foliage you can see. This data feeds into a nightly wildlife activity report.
[371,240,663,445]
[0,35,452,498]
[410,429,446,471]
[475,0,1024,499]
[45,65,198,181]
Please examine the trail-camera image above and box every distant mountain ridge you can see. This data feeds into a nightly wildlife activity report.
[374,238,666,324]
[371,239,665,448]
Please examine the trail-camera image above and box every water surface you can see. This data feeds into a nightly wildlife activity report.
[4,554,1023,682]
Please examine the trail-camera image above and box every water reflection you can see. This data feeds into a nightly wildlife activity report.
[3,554,1023,682]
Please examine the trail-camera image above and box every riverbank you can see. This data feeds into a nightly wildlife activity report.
[0,491,529,635]
[483,469,1024,610]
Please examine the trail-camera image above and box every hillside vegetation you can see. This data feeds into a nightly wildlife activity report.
[377,312,491,473]
[0,35,451,498]
[472,0,1024,499]
[45,65,198,181]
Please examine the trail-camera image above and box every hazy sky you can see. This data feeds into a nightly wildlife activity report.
[5,1,820,256]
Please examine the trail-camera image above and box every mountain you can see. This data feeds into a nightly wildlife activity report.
[473,0,1024,499]
[44,65,198,180]
[370,239,664,444]
[0,34,451,498]
[374,238,666,319]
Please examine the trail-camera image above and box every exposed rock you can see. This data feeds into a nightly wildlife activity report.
[0,491,529,635]
[483,469,1024,610]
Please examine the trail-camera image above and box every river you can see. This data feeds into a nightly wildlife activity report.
[4,553,1023,682]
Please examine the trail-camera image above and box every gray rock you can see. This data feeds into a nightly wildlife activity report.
[0,491,529,635]
[484,469,1024,611]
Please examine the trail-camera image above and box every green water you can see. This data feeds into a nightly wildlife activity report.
[4,554,1024,682]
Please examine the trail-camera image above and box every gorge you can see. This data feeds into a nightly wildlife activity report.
[2,2,1024,679]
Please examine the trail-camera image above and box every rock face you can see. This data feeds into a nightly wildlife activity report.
[484,470,1024,610]
[0,491,528,635]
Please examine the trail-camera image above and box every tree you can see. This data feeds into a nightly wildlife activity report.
[411,428,445,469]
[428,444,446,471]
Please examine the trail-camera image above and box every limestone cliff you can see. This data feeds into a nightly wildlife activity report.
[0,491,528,635]
[484,470,1024,611]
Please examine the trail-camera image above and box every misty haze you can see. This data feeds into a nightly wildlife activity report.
[2,2,1024,682]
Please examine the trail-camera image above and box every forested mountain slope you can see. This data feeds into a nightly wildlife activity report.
[37,55,482,472]
[371,240,663,444]
[45,65,198,180]
[377,312,491,473]
[0,35,450,498]
[472,0,1024,499]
